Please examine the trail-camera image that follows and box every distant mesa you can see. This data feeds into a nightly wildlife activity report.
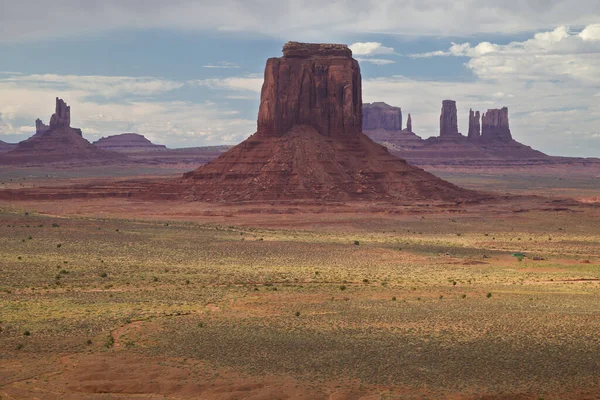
[362,102,424,150]
[0,97,125,166]
[94,133,167,152]
[364,99,551,167]
[182,41,474,202]
[363,102,402,131]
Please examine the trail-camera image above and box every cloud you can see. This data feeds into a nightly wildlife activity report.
[1,74,184,99]
[193,75,264,93]
[350,42,395,56]
[410,25,600,84]
[2,1,600,43]
[356,58,396,65]
[0,73,256,147]
[202,62,241,69]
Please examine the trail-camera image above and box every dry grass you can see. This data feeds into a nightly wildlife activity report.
[0,202,599,399]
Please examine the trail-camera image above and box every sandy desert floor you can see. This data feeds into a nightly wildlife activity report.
[1,169,600,399]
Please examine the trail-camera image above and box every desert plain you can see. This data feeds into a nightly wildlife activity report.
[1,167,599,400]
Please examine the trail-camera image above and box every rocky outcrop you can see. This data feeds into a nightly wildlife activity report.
[0,98,125,165]
[407,113,412,132]
[482,107,512,142]
[363,102,402,131]
[35,119,50,136]
[257,42,362,138]
[440,100,460,137]
[468,109,481,140]
[94,133,167,152]
[183,42,474,202]
[49,97,71,128]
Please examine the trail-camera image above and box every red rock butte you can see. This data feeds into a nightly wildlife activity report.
[0,98,124,165]
[183,42,476,203]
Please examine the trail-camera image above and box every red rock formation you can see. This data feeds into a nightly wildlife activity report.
[406,113,412,132]
[183,42,473,202]
[363,102,402,131]
[0,140,16,152]
[468,109,481,141]
[482,107,512,142]
[440,100,460,137]
[35,119,50,136]
[49,97,71,128]
[94,133,167,152]
[0,98,125,166]
[257,42,362,138]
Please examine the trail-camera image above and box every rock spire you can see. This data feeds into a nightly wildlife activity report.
[439,100,459,137]
[468,109,481,140]
[49,97,71,128]
[406,113,412,132]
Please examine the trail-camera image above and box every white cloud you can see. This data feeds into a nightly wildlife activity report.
[193,75,264,93]
[2,1,600,42]
[356,58,396,65]
[410,25,600,84]
[202,62,241,69]
[349,42,395,56]
[1,74,184,99]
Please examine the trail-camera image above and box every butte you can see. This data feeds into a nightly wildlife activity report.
[0,98,125,166]
[182,42,476,202]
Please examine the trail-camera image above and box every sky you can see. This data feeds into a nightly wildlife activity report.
[0,1,599,157]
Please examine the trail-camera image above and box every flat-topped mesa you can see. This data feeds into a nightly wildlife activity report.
[49,97,71,128]
[406,113,412,132]
[481,107,512,142]
[257,42,362,138]
[35,118,50,136]
[363,102,402,131]
[468,109,481,141]
[439,100,460,137]
[282,42,353,58]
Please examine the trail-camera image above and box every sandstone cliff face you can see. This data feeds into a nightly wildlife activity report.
[257,42,362,138]
[363,102,402,131]
[440,100,460,137]
[185,42,474,202]
[406,113,412,132]
[468,109,481,140]
[482,107,512,142]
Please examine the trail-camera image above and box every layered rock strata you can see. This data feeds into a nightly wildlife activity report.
[183,42,473,202]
